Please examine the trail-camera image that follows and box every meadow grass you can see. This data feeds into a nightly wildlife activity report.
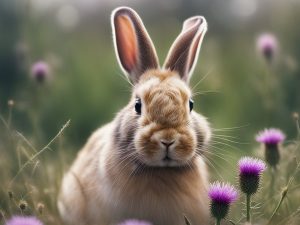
[0,101,299,225]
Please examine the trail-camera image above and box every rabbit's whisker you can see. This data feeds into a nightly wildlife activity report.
[212,124,250,132]
[200,146,236,161]
[199,154,225,180]
[192,68,214,91]
[212,136,248,145]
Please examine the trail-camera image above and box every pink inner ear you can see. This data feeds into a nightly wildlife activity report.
[189,33,202,71]
[115,15,138,72]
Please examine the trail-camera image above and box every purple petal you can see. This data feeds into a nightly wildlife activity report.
[118,219,152,225]
[256,33,278,59]
[256,128,285,145]
[6,216,43,225]
[238,157,266,176]
[208,182,238,204]
[30,61,50,82]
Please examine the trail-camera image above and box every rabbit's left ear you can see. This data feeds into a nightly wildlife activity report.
[163,16,207,83]
[112,7,159,84]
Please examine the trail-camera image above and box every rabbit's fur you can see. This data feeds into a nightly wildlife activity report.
[58,7,211,225]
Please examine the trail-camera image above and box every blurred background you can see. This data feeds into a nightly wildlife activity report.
[0,0,300,224]
[1,0,299,146]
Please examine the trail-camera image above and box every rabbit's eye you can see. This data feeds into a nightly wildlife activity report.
[189,99,194,112]
[135,98,142,115]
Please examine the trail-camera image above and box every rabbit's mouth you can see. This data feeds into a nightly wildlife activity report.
[134,149,194,168]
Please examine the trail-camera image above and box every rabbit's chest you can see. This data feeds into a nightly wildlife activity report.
[95,172,209,225]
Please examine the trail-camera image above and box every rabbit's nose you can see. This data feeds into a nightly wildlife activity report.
[160,140,175,148]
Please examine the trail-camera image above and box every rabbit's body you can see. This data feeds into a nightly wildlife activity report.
[58,123,209,225]
[59,7,211,225]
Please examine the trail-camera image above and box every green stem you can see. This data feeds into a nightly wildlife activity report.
[269,167,275,197]
[295,115,300,139]
[266,187,288,225]
[7,105,12,129]
[266,161,300,225]
[246,194,251,222]
[215,218,221,225]
[9,120,71,186]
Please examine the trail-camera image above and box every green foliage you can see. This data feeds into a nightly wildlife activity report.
[0,1,300,224]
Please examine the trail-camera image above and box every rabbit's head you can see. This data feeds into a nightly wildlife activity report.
[112,7,211,167]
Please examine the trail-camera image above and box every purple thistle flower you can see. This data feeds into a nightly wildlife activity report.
[238,157,266,195]
[239,157,266,176]
[6,216,43,225]
[256,128,285,146]
[117,219,152,225]
[209,182,238,204]
[30,61,51,83]
[256,128,285,168]
[256,33,278,62]
[208,182,238,221]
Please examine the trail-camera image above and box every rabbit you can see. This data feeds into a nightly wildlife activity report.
[58,6,211,225]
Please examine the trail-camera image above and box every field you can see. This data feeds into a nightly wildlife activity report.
[0,0,300,224]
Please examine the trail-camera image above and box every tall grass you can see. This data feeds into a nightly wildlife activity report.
[0,98,299,225]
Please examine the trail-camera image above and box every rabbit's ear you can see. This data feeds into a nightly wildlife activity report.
[163,16,207,83]
[112,7,159,84]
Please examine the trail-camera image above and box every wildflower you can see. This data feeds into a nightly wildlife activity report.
[30,61,50,83]
[256,33,278,62]
[238,157,266,195]
[238,157,266,223]
[117,219,152,225]
[208,182,238,225]
[256,128,285,168]
[6,216,43,225]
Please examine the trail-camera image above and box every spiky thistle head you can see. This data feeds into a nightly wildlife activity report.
[256,128,285,146]
[238,157,266,195]
[208,182,238,220]
[256,128,285,168]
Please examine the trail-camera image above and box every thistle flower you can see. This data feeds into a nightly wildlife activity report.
[238,157,266,222]
[256,128,285,145]
[256,33,278,62]
[6,216,43,225]
[238,157,266,195]
[208,182,238,224]
[256,128,285,168]
[117,219,152,225]
[30,61,51,83]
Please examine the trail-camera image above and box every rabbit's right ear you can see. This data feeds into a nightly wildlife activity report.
[163,16,207,83]
[112,7,159,84]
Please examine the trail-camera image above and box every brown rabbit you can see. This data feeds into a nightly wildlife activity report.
[58,6,211,225]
